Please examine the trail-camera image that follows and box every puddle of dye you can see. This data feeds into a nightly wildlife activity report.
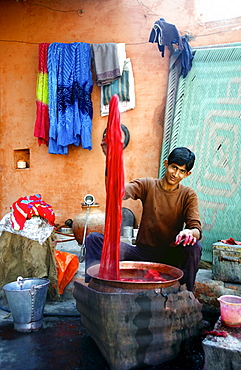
[98,95,124,281]
[120,269,169,282]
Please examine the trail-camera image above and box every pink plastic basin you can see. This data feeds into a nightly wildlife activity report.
[218,295,241,328]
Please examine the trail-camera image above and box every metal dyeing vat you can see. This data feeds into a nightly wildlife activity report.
[3,276,50,332]
[87,261,184,292]
[74,261,203,370]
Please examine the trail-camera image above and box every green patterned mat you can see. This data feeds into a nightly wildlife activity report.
[159,44,241,261]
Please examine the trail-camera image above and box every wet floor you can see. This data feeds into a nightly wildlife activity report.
[0,256,206,370]
[0,311,205,370]
[0,315,110,370]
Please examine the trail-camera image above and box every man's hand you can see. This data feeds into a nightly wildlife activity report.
[175,229,197,246]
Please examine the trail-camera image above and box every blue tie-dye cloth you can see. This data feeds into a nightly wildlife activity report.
[48,42,93,154]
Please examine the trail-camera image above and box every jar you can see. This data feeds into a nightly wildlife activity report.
[72,203,105,244]
[17,160,26,169]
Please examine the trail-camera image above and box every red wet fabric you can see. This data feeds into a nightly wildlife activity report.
[98,95,124,280]
[203,330,228,338]
[120,270,168,282]
[219,237,241,245]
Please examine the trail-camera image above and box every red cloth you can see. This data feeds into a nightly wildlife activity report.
[10,194,55,231]
[35,102,50,145]
[203,331,227,338]
[98,95,124,280]
[34,43,50,146]
[219,238,241,245]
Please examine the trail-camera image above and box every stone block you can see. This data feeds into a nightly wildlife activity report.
[194,269,241,320]
[202,317,241,370]
[212,242,241,283]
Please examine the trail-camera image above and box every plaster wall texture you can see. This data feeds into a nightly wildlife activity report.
[0,0,240,225]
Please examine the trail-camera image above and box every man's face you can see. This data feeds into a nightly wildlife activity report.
[164,161,191,186]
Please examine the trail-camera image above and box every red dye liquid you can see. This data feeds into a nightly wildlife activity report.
[120,269,168,282]
[98,95,125,280]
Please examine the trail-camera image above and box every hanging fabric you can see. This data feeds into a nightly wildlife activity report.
[102,59,130,105]
[47,42,93,155]
[116,43,127,75]
[92,43,121,86]
[149,18,183,57]
[34,43,50,146]
[100,58,135,117]
[98,95,125,280]
[179,37,194,78]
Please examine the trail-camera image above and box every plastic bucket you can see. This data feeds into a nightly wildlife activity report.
[217,295,241,328]
[3,276,50,332]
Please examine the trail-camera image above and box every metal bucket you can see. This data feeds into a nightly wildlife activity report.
[3,276,50,332]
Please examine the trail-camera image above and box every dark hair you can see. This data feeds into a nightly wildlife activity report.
[168,147,195,172]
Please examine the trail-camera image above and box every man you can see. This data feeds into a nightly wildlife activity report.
[85,146,202,291]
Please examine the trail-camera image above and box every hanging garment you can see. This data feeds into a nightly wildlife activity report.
[100,58,135,116]
[102,59,130,106]
[10,194,55,231]
[179,37,194,78]
[149,18,183,57]
[48,42,93,155]
[98,95,125,280]
[116,43,127,75]
[34,43,50,146]
[92,43,121,86]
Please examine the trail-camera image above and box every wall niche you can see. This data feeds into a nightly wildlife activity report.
[14,149,30,169]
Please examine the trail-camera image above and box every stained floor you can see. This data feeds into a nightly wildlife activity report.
[0,315,110,370]
[0,254,207,370]
[0,305,206,370]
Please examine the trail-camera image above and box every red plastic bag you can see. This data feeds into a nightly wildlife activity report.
[54,250,79,294]
[98,95,125,280]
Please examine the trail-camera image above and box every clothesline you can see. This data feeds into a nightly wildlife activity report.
[1,23,240,46]
[0,39,150,45]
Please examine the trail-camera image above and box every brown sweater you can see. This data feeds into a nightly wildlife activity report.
[125,178,202,250]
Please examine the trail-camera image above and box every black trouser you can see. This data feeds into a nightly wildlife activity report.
[85,232,202,291]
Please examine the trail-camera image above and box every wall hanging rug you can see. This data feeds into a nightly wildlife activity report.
[159,43,241,262]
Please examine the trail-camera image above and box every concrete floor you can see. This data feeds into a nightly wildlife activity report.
[0,257,111,370]
[0,297,205,370]
[0,237,218,370]
[0,255,206,370]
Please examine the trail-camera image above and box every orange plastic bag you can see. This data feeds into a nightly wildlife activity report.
[54,250,79,295]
